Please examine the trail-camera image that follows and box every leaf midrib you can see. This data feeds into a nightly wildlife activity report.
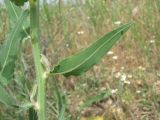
[0,11,26,75]
[54,23,131,74]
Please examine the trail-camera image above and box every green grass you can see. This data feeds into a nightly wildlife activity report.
[0,0,160,119]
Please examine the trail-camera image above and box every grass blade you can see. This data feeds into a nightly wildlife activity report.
[53,80,66,120]
[79,90,112,111]
[0,10,29,85]
[51,22,132,77]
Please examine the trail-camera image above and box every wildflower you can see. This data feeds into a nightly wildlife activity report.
[77,30,84,35]
[115,72,121,78]
[120,74,126,82]
[123,80,131,85]
[120,74,131,85]
[112,55,118,60]
[136,90,141,94]
[107,51,114,55]
[66,44,69,47]
[111,89,118,94]
[114,21,121,25]
[150,40,155,44]
[138,66,146,71]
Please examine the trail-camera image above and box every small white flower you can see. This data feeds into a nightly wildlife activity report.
[77,30,84,35]
[124,80,131,85]
[115,72,121,78]
[107,51,114,55]
[138,66,146,71]
[111,89,118,94]
[150,40,155,43]
[114,21,121,25]
[136,90,141,94]
[66,44,69,47]
[112,55,118,60]
[120,74,126,82]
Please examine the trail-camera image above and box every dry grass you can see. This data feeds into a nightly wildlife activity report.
[0,0,160,119]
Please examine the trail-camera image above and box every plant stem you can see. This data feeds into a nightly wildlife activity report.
[29,0,46,120]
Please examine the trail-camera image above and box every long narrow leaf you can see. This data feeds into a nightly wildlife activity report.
[79,90,112,111]
[51,22,132,77]
[53,79,66,120]
[4,0,30,35]
[4,0,22,23]
[0,84,16,107]
[0,10,29,85]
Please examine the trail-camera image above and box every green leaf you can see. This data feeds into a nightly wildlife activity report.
[53,80,66,120]
[0,10,29,85]
[51,22,132,77]
[4,0,30,35]
[79,90,112,111]
[0,84,16,107]
[10,0,28,6]
[4,0,22,24]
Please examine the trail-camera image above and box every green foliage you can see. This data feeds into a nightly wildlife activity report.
[0,84,16,107]
[5,0,30,31]
[10,0,28,6]
[0,10,29,85]
[54,81,66,120]
[4,0,30,39]
[5,0,22,24]
[51,22,132,77]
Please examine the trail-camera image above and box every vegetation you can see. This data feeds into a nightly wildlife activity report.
[0,0,160,120]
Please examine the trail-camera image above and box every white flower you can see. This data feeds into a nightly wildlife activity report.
[107,51,114,55]
[114,21,121,25]
[150,40,155,43]
[124,80,131,85]
[66,44,69,47]
[115,72,121,78]
[112,56,118,60]
[138,66,146,71]
[111,89,118,94]
[136,90,141,94]
[120,74,126,82]
[77,30,84,35]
